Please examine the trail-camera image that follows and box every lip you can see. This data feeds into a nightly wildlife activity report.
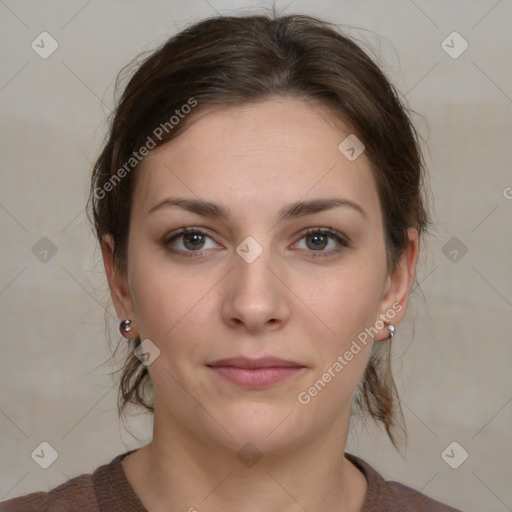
[207,356,303,368]
[206,356,305,389]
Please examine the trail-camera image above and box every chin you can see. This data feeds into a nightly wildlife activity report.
[203,403,307,455]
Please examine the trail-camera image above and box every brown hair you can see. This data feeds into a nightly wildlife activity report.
[88,11,433,450]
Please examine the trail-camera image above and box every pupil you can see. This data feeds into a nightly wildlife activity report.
[186,233,203,249]
[310,234,326,249]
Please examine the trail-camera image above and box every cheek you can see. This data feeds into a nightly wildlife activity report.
[303,261,384,345]
[127,247,218,365]
[131,270,205,341]
[297,277,377,411]
[296,261,384,402]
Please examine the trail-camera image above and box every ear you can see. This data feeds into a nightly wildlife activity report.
[101,234,136,326]
[375,227,420,341]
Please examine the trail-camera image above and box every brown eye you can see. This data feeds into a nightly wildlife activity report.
[305,232,329,250]
[165,228,218,257]
[181,232,206,250]
[295,228,349,258]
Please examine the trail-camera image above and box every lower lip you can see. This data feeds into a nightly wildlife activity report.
[207,366,303,388]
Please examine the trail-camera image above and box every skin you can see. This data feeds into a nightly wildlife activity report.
[102,96,419,512]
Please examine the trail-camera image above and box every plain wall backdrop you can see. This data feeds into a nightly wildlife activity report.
[1,1,511,511]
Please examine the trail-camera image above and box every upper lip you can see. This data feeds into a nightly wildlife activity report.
[206,356,303,368]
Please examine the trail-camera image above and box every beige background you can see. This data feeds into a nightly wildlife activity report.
[1,1,511,511]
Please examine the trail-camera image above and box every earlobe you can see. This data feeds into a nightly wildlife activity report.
[119,319,139,339]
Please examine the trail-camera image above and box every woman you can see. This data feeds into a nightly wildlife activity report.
[1,12,463,512]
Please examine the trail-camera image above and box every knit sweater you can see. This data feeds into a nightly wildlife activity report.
[0,450,462,511]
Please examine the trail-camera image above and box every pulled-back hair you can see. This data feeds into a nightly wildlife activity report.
[88,11,433,450]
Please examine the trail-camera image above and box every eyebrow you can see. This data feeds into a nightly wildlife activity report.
[148,196,367,222]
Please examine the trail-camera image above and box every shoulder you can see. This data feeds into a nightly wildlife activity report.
[0,473,97,512]
[346,453,464,512]
[386,480,463,512]
[0,451,136,512]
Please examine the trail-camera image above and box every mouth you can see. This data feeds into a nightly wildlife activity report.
[206,356,305,389]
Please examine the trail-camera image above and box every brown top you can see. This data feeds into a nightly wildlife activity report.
[0,450,462,511]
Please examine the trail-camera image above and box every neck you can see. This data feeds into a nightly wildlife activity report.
[122,405,367,512]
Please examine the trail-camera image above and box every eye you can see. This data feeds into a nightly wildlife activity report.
[164,227,349,259]
[165,228,219,257]
[294,228,349,258]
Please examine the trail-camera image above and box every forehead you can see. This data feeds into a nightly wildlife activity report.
[133,97,382,227]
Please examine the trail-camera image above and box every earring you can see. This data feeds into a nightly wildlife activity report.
[119,319,135,339]
[387,323,395,341]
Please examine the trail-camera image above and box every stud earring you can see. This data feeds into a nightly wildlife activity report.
[387,323,395,341]
[119,319,136,339]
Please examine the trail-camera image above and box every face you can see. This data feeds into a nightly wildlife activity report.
[104,97,417,454]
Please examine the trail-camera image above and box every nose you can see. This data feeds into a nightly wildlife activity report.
[221,244,290,334]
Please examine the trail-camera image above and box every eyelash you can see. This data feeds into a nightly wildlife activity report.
[164,227,349,259]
